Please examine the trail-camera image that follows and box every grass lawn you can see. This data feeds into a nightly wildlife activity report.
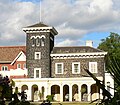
[31,102,96,105]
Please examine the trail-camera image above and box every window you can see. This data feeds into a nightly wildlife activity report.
[55,63,63,74]
[107,82,110,92]
[31,37,35,47]
[35,52,41,59]
[23,63,26,68]
[72,62,80,74]
[34,68,41,78]
[17,64,21,69]
[1,66,8,71]
[41,37,45,46]
[36,37,40,46]
[89,62,97,73]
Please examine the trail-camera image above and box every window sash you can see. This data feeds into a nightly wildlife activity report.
[17,64,21,68]
[34,68,41,78]
[1,66,8,71]
[89,62,97,73]
[55,63,63,74]
[72,62,80,74]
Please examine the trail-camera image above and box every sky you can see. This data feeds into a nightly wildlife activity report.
[0,0,120,48]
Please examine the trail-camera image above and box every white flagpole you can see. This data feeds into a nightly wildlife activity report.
[40,0,42,22]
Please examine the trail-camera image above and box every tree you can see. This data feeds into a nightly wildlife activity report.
[98,32,120,69]
[98,32,120,83]
[0,75,13,105]
[98,32,120,104]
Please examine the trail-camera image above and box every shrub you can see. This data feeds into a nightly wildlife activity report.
[46,95,54,102]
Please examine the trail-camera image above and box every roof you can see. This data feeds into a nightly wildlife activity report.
[23,22,58,35]
[26,22,49,28]
[52,46,104,54]
[0,46,26,63]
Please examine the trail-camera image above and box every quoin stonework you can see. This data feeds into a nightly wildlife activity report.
[0,22,114,102]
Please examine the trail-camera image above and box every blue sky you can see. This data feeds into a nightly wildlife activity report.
[0,0,120,47]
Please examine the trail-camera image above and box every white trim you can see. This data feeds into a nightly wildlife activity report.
[11,51,26,65]
[23,27,58,35]
[1,66,8,71]
[30,35,46,39]
[51,52,107,59]
[34,68,41,78]
[55,63,64,74]
[89,62,98,73]
[72,62,80,74]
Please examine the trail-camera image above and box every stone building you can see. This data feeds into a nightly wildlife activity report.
[0,22,114,102]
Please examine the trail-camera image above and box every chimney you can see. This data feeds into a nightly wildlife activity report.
[86,40,93,47]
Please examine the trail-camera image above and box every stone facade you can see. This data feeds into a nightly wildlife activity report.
[51,57,105,78]
[23,23,57,78]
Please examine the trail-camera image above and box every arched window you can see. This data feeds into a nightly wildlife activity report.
[30,36,36,47]
[41,37,45,46]
[36,37,40,46]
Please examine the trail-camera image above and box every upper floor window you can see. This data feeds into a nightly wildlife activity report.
[31,36,35,47]
[35,52,41,59]
[72,62,80,74]
[36,37,40,46]
[34,68,41,78]
[55,63,63,74]
[41,37,45,46]
[30,35,45,47]
[1,66,8,71]
[17,64,21,69]
[89,62,97,73]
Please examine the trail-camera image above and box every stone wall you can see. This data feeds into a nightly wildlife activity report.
[51,57,105,78]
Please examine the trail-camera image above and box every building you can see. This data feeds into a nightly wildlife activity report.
[0,22,114,102]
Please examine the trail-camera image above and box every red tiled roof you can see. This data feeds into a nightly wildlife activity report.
[0,46,26,63]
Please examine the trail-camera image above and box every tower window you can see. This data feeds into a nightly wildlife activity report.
[41,37,45,46]
[36,37,40,46]
[30,36,36,47]
[34,68,41,78]
[35,52,41,59]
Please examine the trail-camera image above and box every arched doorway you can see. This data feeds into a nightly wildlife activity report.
[63,85,69,101]
[32,85,38,101]
[91,84,99,101]
[72,84,78,101]
[51,85,60,101]
[81,84,88,101]
[21,85,28,92]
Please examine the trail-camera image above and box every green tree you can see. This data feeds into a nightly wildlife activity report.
[98,32,120,104]
[98,32,120,69]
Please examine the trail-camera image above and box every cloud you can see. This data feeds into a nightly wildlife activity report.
[0,0,120,46]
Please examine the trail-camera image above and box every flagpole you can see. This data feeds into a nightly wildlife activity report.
[40,0,41,22]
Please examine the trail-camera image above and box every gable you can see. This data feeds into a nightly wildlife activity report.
[0,46,26,63]
[11,51,26,65]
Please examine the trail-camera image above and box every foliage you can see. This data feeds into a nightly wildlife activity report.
[0,75,12,101]
[98,32,120,104]
[98,32,120,70]
[46,95,54,102]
